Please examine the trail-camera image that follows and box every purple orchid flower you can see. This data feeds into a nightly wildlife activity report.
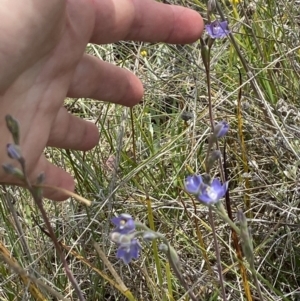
[197,178,228,205]
[205,20,230,39]
[110,214,141,264]
[185,174,228,205]
[111,213,135,235]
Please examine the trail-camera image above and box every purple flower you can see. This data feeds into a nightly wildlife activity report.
[110,214,142,264]
[205,21,230,39]
[185,174,228,205]
[214,121,229,138]
[197,178,228,205]
[111,213,135,234]
[116,238,142,264]
[184,175,203,195]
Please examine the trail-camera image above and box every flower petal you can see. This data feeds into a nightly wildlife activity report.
[117,247,132,265]
[210,178,223,190]
[196,177,228,205]
[111,214,135,234]
[184,175,203,195]
[197,192,214,204]
[205,24,214,37]
[214,121,229,138]
[217,181,228,199]
[116,239,141,264]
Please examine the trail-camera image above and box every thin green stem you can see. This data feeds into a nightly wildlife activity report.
[166,247,198,301]
[201,38,227,300]
[20,161,85,301]
[209,207,227,301]
[146,203,167,301]
[135,222,198,301]
[251,269,264,301]
[213,203,240,234]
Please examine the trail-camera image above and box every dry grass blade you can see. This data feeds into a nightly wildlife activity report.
[0,242,68,301]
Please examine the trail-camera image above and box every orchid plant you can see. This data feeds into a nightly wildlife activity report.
[109,3,261,301]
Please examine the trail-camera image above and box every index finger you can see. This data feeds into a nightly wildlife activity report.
[90,0,204,44]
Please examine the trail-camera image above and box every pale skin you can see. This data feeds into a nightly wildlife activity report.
[0,0,204,201]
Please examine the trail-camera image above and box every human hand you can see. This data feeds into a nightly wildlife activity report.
[0,0,203,200]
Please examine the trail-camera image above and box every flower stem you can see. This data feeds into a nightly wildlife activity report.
[251,268,264,301]
[209,207,227,301]
[20,161,85,301]
[213,203,241,234]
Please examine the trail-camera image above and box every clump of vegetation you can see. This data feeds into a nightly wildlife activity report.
[1,0,300,300]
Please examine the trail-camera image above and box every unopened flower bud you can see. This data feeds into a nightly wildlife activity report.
[205,150,222,172]
[168,245,181,267]
[36,172,45,185]
[238,210,254,266]
[6,144,22,161]
[158,243,168,253]
[181,111,194,122]
[143,231,157,242]
[202,173,211,185]
[5,115,20,145]
[207,0,216,13]
[110,232,122,244]
[200,40,210,68]
[2,164,24,179]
